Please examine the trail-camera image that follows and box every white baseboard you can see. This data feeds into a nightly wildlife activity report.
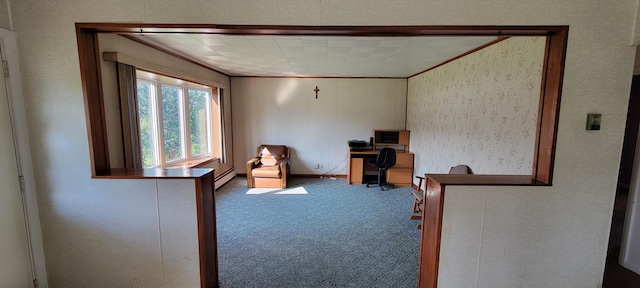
[215,169,236,188]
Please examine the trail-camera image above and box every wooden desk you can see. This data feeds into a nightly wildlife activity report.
[347,150,414,186]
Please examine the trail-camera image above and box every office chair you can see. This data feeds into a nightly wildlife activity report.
[366,147,397,190]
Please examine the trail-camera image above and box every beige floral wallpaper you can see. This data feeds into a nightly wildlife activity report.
[407,36,545,175]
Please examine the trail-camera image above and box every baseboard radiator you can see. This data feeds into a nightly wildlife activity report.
[215,168,236,188]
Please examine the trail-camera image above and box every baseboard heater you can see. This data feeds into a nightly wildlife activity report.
[215,168,236,188]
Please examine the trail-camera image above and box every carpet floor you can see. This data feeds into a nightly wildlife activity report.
[215,176,421,288]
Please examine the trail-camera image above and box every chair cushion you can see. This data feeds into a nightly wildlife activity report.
[252,165,282,178]
[258,145,287,166]
[261,157,278,166]
[259,145,287,159]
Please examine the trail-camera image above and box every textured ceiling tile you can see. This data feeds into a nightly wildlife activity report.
[129,34,498,77]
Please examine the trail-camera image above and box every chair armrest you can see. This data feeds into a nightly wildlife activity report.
[247,158,261,170]
[278,158,289,172]
[411,190,424,201]
[278,158,290,188]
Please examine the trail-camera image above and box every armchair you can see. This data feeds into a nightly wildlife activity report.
[246,145,290,188]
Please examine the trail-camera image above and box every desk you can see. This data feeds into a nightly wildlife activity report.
[347,150,414,186]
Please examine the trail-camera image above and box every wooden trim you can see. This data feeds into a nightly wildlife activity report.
[121,35,231,77]
[424,174,542,186]
[232,76,406,79]
[236,173,347,178]
[191,158,219,168]
[409,36,511,78]
[195,172,218,288]
[532,29,568,185]
[93,168,213,179]
[165,157,219,169]
[104,51,227,89]
[418,178,445,288]
[75,23,566,36]
[76,25,109,176]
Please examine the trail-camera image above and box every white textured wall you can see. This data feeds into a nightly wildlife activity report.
[41,179,199,287]
[408,37,545,175]
[0,1,10,30]
[7,0,638,287]
[232,77,407,175]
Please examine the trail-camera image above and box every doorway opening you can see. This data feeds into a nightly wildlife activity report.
[603,50,640,286]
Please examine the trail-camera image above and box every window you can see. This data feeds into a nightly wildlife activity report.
[136,71,221,168]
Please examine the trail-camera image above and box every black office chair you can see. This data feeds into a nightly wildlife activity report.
[366,147,397,190]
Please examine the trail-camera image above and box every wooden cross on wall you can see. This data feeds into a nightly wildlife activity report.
[314,86,320,99]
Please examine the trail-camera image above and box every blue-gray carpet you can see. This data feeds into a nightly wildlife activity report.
[215,177,421,287]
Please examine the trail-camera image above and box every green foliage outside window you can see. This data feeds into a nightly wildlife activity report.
[137,81,155,167]
[136,75,214,168]
[189,90,208,156]
[162,86,182,162]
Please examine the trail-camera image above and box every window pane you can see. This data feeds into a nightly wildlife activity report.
[137,81,156,167]
[189,89,210,156]
[162,86,183,162]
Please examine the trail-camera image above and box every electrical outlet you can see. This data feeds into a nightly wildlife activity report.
[314,163,321,169]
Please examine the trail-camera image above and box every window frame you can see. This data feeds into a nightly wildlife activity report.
[136,72,218,168]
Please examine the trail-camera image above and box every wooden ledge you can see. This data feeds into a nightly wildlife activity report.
[424,174,546,186]
[93,168,214,179]
[166,157,218,169]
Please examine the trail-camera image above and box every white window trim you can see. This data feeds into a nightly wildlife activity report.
[138,74,217,168]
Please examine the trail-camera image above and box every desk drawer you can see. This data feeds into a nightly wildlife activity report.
[387,168,412,186]
[394,153,414,169]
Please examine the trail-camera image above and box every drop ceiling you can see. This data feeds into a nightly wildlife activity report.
[130,33,499,78]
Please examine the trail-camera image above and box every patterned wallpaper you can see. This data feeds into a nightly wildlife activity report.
[407,37,545,175]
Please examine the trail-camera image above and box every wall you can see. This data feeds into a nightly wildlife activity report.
[407,36,545,175]
[0,27,47,287]
[0,32,31,287]
[0,1,10,30]
[8,0,638,287]
[42,178,200,287]
[231,77,407,175]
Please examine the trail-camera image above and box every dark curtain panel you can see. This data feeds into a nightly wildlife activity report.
[117,63,142,169]
[218,88,227,164]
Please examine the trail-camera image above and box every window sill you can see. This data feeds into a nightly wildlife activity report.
[166,157,218,169]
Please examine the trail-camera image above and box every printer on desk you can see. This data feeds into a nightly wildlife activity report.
[348,139,372,151]
[347,130,413,186]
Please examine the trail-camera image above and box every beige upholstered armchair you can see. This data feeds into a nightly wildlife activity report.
[246,145,290,188]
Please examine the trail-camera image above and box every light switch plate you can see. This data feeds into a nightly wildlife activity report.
[586,113,601,130]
